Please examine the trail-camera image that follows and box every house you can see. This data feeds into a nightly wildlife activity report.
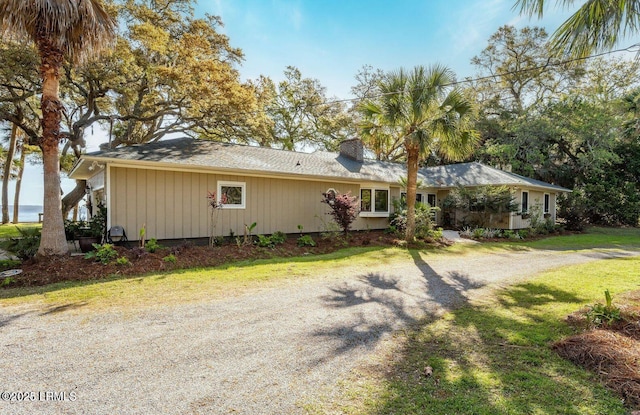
[69,138,570,242]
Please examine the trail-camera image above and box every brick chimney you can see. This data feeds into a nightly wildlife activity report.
[339,139,364,162]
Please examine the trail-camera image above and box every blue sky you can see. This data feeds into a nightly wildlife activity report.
[19,0,576,207]
[197,0,573,98]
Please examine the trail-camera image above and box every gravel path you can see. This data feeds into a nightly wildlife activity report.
[1,247,638,414]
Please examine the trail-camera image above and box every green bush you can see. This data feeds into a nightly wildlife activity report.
[472,227,485,239]
[256,234,273,248]
[586,290,622,327]
[163,254,177,263]
[0,259,21,270]
[257,232,287,248]
[390,202,439,240]
[145,238,162,253]
[0,227,41,260]
[270,231,287,245]
[116,256,130,266]
[297,234,316,247]
[84,243,118,265]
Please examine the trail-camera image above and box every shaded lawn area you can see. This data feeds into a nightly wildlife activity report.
[319,256,640,415]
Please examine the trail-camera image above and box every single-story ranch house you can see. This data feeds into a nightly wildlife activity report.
[69,138,570,241]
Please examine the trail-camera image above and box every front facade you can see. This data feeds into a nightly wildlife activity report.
[71,138,570,241]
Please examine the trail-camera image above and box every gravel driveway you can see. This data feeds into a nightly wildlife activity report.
[1,247,638,414]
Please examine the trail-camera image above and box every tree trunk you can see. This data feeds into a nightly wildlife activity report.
[12,139,26,224]
[2,124,18,223]
[62,179,88,219]
[405,142,420,242]
[36,40,68,256]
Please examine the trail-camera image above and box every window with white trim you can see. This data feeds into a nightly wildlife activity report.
[521,191,529,214]
[218,181,246,209]
[360,188,389,216]
[544,193,550,214]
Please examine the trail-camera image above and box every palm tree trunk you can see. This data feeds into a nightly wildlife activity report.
[12,139,26,224]
[2,123,18,223]
[405,142,419,241]
[36,38,68,256]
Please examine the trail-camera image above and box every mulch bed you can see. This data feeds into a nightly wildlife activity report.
[5,231,402,288]
[553,295,640,409]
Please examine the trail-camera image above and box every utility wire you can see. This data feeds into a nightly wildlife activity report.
[306,43,640,108]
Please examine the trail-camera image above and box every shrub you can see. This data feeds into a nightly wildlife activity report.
[297,234,316,247]
[557,191,589,231]
[1,276,15,287]
[256,234,273,248]
[321,191,359,234]
[459,226,473,238]
[502,229,520,239]
[390,203,439,240]
[0,259,21,270]
[442,184,518,228]
[145,238,161,253]
[84,243,118,265]
[0,227,41,260]
[270,231,286,245]
[586,290,622,327]
[163,254,177,263]
[472,227,485,239]
[257,231,287,248]
[116,256,130,266]
[483,228,501,238]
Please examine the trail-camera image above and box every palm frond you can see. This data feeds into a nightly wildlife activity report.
[516,0,640,58]
[0,0,117,63]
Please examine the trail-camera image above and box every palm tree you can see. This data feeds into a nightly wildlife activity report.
[515,0,640,58]
[360,65,478,241]
[0,0,116,255]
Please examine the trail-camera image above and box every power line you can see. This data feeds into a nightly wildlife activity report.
[321,43,640,107]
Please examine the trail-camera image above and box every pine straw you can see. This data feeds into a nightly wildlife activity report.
[553,301,640,408]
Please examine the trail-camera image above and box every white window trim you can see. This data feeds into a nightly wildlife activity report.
[218,181,246,209]
[544,193,550,214]
[360,187,390,218]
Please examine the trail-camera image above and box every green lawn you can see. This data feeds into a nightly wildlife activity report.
[0,245,409,309]
[2,226,640,413]
[313,255,640,415]
[0,222,42,238]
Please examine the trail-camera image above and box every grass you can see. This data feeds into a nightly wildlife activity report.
[315,255,640,415]
[2,226,640,412]
[0,246,410,310]
[0,222,42,238]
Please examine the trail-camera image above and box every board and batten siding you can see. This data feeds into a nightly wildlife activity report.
[512,189,558,229]
[109,166,391,240]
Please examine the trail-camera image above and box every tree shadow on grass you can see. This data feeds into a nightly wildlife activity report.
[0,245,393,300]
[363,282,627,415]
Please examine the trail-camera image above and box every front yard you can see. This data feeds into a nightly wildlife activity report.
[1,227,639,414]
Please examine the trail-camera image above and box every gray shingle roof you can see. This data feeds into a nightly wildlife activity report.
[420,162,570,192]
[74,137,570,192]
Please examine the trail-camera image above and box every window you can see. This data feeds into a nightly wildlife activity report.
[360,189,372,212]
[521,191,529,213]
[427,194,436,207]
[400,192,423,204]
[218,181,246,209]
[544,193,550,214]
[374,190,389,212]
[361,188,389,216]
